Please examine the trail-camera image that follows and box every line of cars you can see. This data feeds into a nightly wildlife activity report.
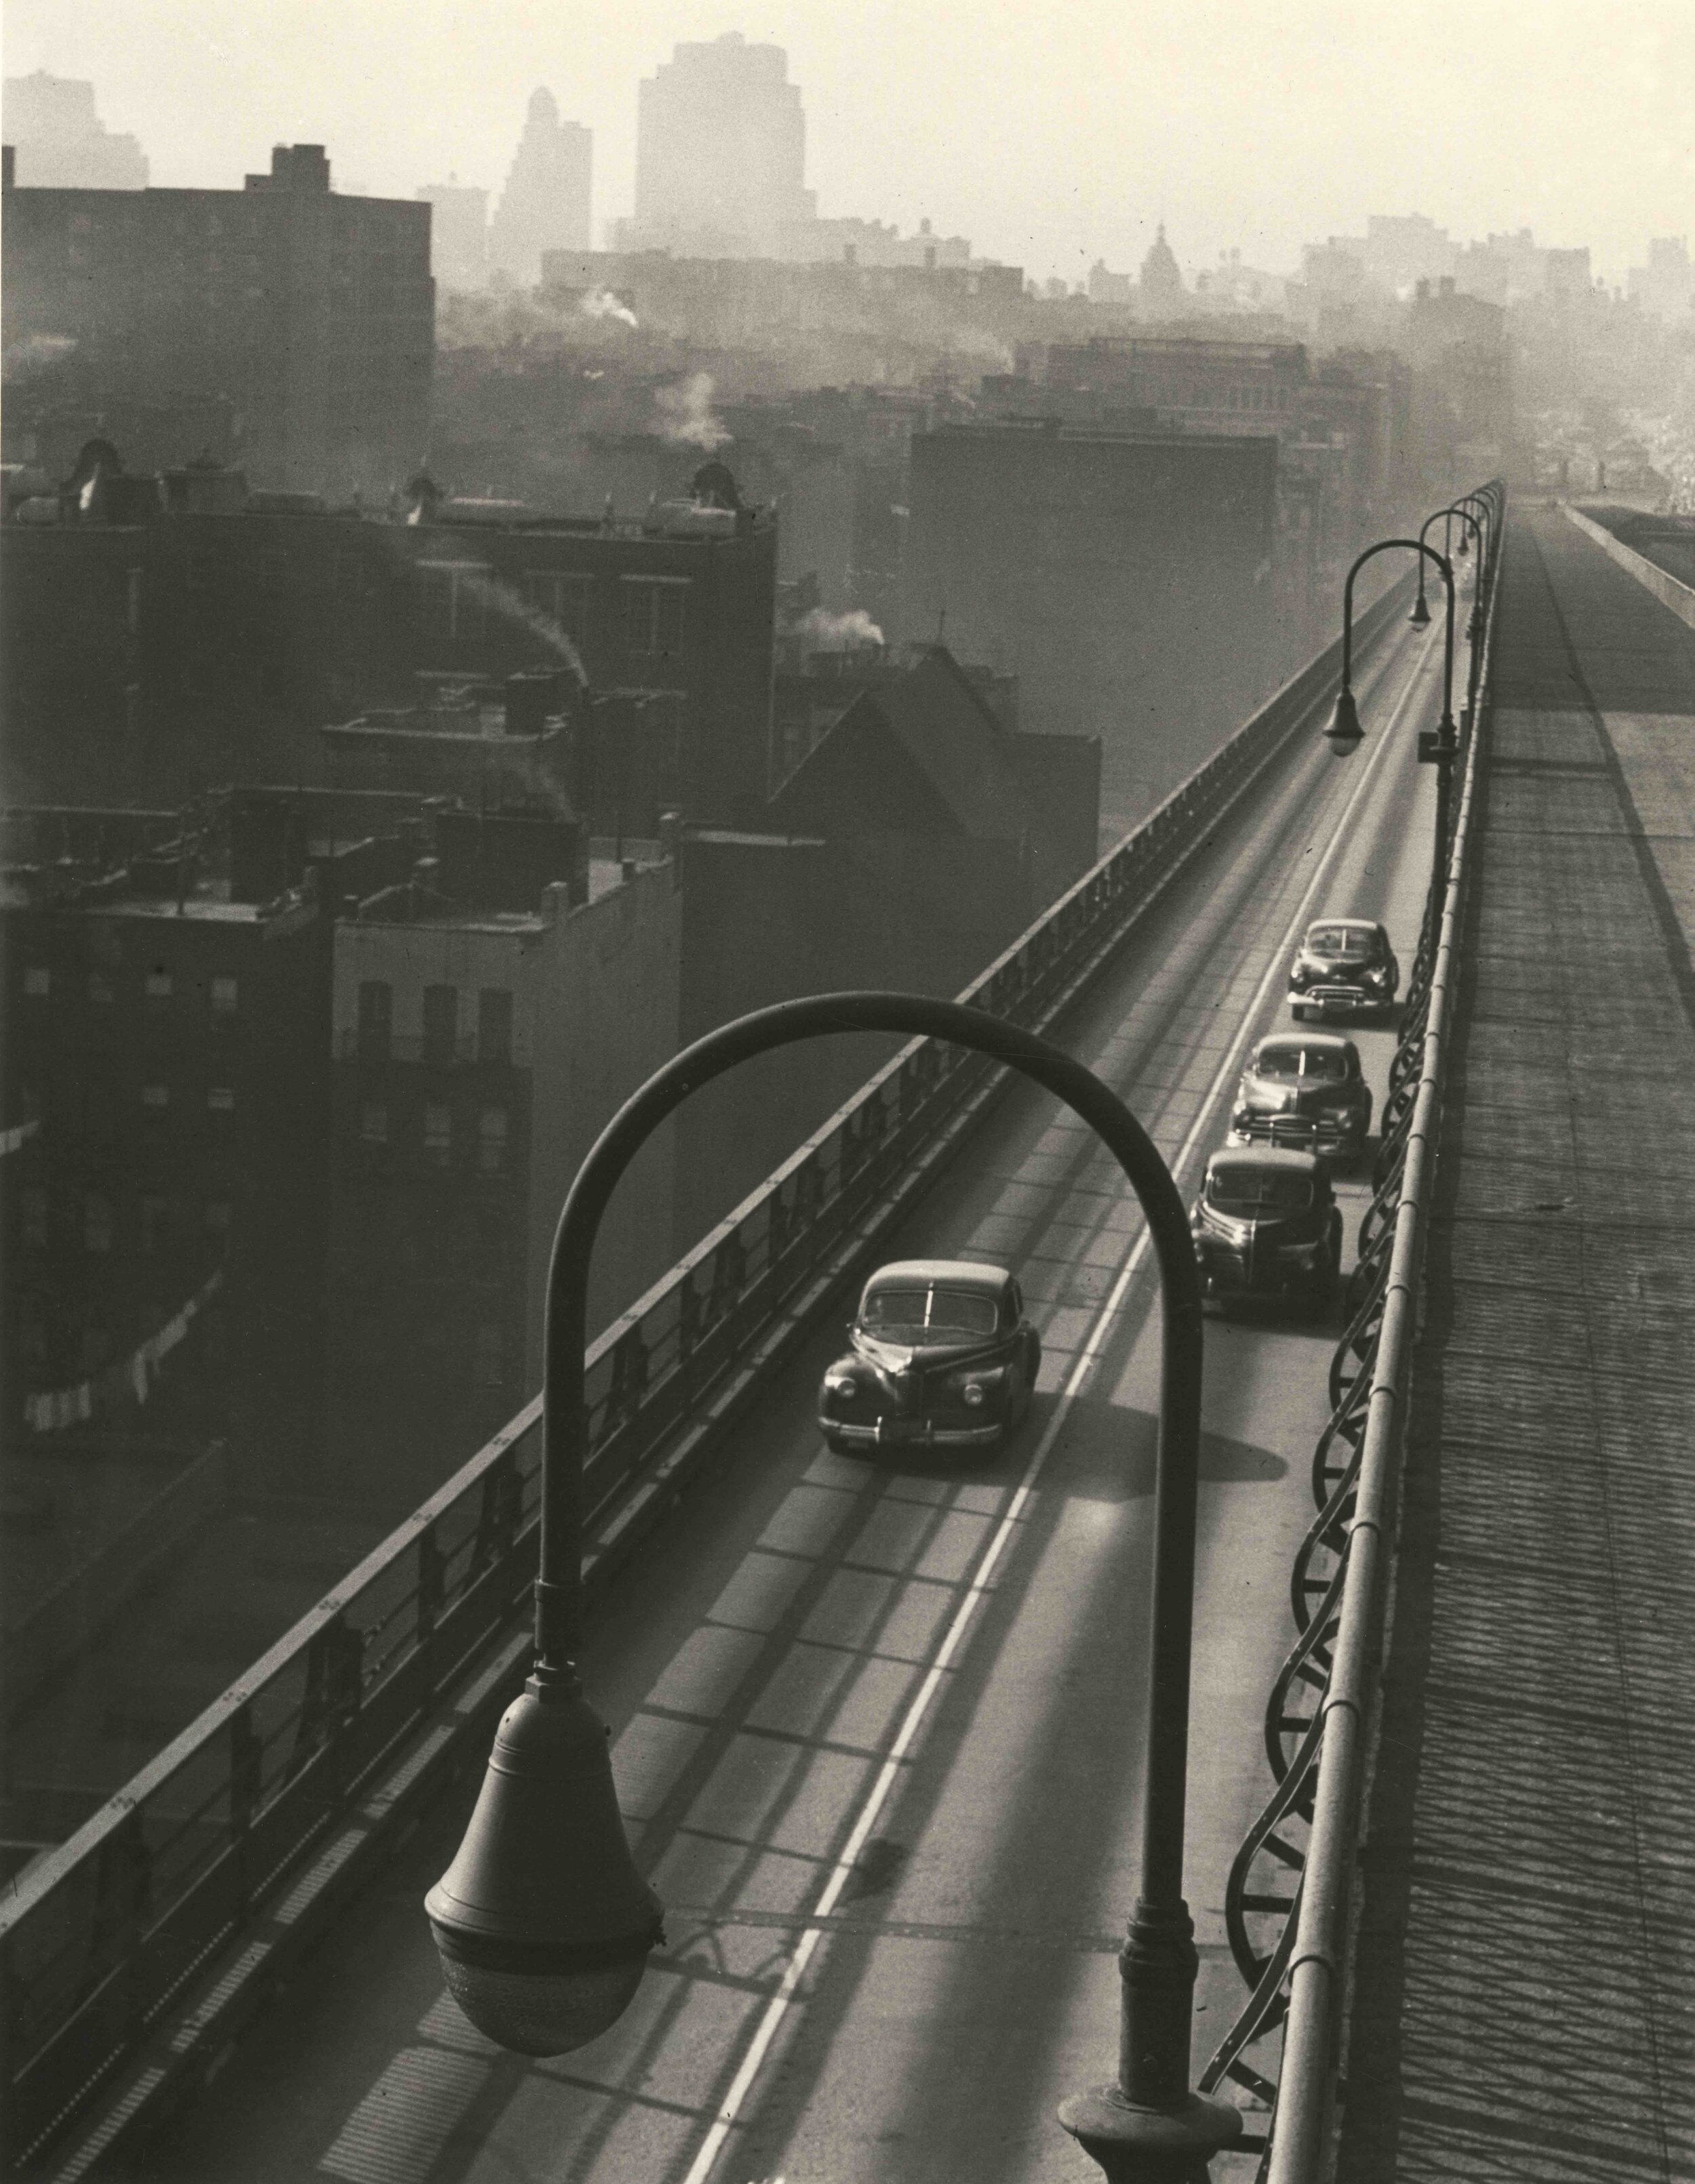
[1191,917,1397,1317]
[816,916,1399,1455]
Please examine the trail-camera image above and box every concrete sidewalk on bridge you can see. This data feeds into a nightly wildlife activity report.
[1336,504,1695,2181]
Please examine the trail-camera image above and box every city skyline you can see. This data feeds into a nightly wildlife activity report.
[3,0,1690,285]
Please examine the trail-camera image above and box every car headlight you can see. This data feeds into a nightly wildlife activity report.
[962,1383,986,1407]
[824,1373,856,1398]
[1365,967,1388,988]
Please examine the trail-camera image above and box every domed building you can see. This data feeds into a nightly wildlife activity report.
[1139,224,1184,306]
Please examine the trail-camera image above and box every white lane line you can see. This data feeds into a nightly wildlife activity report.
[676,623,1438,2184]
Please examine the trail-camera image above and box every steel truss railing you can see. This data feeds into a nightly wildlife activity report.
[0,578,1416,2181]
[1197,489,1504,2177]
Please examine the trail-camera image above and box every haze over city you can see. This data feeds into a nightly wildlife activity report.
[4,0,1691,281]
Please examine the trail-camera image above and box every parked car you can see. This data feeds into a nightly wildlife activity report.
[1191,1148,1342,1314]
[1288,917,1399,1022]
[818,1259,1040,1455]
[1229,1032,1372,1165]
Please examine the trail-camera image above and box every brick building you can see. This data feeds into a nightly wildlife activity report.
[1,144,433,493]
[323,836,680,1508]
[1,805,335,1488]
[2,470,780,825]
[899,421,1277,832]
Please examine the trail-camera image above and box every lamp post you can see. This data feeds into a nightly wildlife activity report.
[1321,537,1457,899]
[1408,504,1455,628]
[426,991,1239,2174]
[1450,497,1492,642]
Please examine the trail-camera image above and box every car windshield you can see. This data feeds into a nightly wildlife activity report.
[1208,1169,1314,1217]
[1307,925,1375,958]
[1256,1045,1349,1083]
[860,1285,999,1337]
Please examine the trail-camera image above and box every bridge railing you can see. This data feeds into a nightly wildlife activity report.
[0,575,1414,2180]
[1199,490,1504,2176]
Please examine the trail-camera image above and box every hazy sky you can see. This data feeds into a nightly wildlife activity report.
[5,0,1691,282]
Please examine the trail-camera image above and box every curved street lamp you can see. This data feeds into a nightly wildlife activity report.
[1321,537,1458,897]
[427,990,1240,2174]
[1409,504,1459,628]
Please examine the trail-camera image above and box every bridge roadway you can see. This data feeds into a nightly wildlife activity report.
[139,607,1454,2184]
[1335,504,1695,2182]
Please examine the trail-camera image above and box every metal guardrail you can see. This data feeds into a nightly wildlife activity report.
[0,573,1416,2181]
[1197,492,1503,2176]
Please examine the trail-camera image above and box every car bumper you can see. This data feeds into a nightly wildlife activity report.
[1291,984,1387,1016]
[820,1414,1005,1449]
[1197,1256,1318,1298]
[1229,1118,1361,1158]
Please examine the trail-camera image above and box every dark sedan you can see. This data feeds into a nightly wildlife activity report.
[818,1259,1041,1455]
[1191,1149,1341,1314]
[1229,1032,1372,1166]
[1288,917,1399,1022]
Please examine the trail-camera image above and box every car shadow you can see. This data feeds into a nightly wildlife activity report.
[841,1393,1287,1498]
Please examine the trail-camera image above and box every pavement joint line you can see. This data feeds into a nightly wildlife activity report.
[675,618,1439,2184]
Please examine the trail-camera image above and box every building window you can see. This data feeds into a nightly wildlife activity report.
[142,1083,170,1109]
[208,1087,236,1114]
[422,983,459,1065]
[360,1101,388,1145]
[87,973,114,1005]
[357,979,393,1059]
[478,1108,509,1174]
[475,1323,506,1388]
[185,551,219,594]
[521,569,593,645]
[211,976,238,1012]
[80,1329,111,1374]
[22,1188,49,1247]
[24,967,50,997]
[85,1196,114,1253]
[477,987,513,1065]
[415,561,491,641]
[140,1194,171,1251]
[19,1317,46,1363]
[145,970,173,998]
[423,1104,452,1165]
[622,578,688,659]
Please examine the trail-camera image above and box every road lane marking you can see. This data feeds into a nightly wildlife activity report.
[675,620,1439,2184]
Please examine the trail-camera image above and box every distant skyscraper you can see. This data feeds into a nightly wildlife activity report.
[3,70,147,188]
[631,32,816,257]
[418,178,489,290]
[488,89,591,284]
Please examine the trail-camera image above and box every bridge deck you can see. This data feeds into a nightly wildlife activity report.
[132,609,1451,2183]
[1338,506,1695,2181]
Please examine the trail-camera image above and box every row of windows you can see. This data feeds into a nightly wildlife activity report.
[356,982,513,1064]
[1156,382,1292,413]
[359,1101,509,1171]
[22,967,239,1009]
[416,564,689,656]
[18,1189,232,1252]
[15,1312,230,1376]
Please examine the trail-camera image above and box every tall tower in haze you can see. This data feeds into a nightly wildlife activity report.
[3,70,148,188]
[489,89,591,283]
[631,32,816,257]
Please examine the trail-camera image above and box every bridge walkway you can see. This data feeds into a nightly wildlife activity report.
[129,611,1454,2183]
[1336,503,1695,2182]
